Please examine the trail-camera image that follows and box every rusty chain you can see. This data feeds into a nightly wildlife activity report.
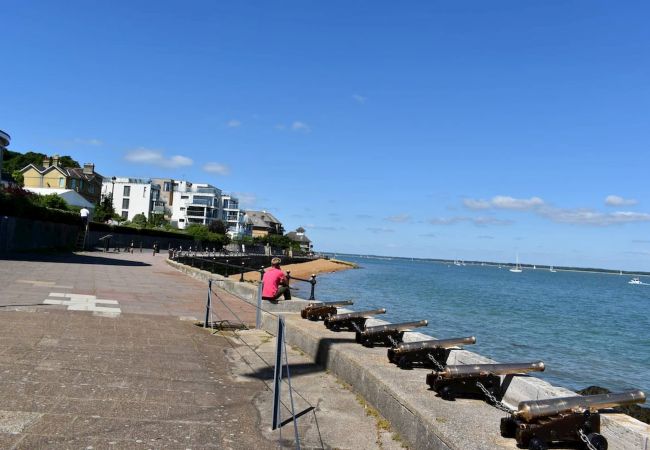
[387,335,399,347]
[475,381,516,415]
[426,353,446,371]
[578,428,599,450]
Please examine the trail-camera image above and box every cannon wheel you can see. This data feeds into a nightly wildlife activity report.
[329,323,339,331]
[397,357,412,370]
[586,433,607,450]
[499,417,517,438]
[439,386,455,400]
[528,437,548,450]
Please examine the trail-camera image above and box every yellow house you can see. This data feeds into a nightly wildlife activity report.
[20,155,103,204]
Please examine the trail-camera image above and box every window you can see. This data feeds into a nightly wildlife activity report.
[181,195,189,199]
[180,207,185,211]
[122,198,130,209]
[121,211,128,219]
[163,182,171,191]
[179,218,185,222]
[123,186,131,197]
[70,179,77,189]
[58,178,65,188]
[88,184,95,193]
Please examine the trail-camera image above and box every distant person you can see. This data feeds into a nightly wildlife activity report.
[262,257,291,303]
[80,207,90,227]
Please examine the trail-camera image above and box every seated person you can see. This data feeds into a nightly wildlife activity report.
[262,257,291,302]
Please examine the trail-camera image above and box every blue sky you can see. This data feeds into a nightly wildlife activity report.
[2,1,649,270]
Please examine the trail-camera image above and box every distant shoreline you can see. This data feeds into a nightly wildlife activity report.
[324,253,650,277]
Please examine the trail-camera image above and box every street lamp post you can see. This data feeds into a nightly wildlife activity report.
[111,176,116,211]
[0,129,10,189]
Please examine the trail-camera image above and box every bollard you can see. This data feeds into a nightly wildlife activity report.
[309,274,317,300]
[240,261,245,282]
[225,260,229,277]
[140,241,143,253]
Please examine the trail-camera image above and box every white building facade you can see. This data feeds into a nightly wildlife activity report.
[168,181,222,229]
[221,194,251,238]
[101,178,162,221]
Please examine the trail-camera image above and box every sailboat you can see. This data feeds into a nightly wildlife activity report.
[549,265,557,273]
[510,254,522,273]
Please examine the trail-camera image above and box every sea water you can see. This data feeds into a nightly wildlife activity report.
[313,256,650,395]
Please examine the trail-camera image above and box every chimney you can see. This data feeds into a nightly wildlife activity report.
[42,156,51,168]
[83,163,95,175]
[52,155,60,167]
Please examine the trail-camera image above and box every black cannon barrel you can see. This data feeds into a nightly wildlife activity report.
[361,320,428,336]
[435,361,545,379]
[311,300,354,307]
[516,389,646,421]
[391,336,476,355]
[327,308,387,323]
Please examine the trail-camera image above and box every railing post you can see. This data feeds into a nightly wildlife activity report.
[309,274,316,300]
[256,267,264,329]
[225,260,229,276]
[286,271,292,284]
[240,261,245,282]
[204,279,212,328]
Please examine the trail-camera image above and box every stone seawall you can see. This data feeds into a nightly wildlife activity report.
[167,259,650,450]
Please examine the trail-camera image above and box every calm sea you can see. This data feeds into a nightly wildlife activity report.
[312,255,650,395]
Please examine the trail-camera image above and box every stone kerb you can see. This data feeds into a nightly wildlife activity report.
[166,259,649,449]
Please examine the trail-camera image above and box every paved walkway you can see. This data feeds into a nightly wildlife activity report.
[0,251,403,449]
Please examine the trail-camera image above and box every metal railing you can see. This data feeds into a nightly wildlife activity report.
[170,250,318,300]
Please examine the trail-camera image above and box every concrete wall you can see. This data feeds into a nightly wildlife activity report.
[0,215,79,252]
[168,259,650,450]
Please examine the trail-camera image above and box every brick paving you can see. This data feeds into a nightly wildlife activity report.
[0,251,401,450]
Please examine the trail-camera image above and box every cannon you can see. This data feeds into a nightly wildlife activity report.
[355,320,428,347]
[426,361,545,401]
[500,390,646,450]
[323,308,386,332]
[300,300,354,321]
[387,336,476,369]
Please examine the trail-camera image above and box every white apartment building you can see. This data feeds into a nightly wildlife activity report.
[221,194,251,238]
[168,181,222,229]
[101,177,163,221]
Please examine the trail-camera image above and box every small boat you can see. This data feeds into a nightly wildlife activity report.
[510,254,522,273]
[550,266,557,273]
[453,260,462,266]
[629,277,642,285]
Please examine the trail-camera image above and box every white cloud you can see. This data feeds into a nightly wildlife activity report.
[232,192,257,208]
[72,138,103,146]
[605,195,637,207]
[385,213,411,223]
[203,162,230,175]
[291,121,311,133]
[464,196,545,210]
[352,94,367,104]
[124,148,193,168]
[539,207,650,226]
[428,216,512,226]
[367,227,395,233]
[226,119,241,128]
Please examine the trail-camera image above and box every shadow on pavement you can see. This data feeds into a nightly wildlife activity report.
[242,337,358,380]
[0,252,152,266]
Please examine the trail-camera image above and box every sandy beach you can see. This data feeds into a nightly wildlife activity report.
[232,257,357,283]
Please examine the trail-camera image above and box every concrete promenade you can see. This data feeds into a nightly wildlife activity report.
[0,251,402,449]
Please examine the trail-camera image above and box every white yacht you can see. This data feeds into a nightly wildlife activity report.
[550,266,557,273]
[510,254,522,273]
[629,277,642,285]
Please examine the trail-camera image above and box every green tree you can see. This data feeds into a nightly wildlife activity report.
[32,193,69,210]
[131,213,148,228]
[93,194,117,222]
[208,219,228,234]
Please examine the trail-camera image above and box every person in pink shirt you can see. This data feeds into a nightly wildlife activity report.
[262,257,291,302]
